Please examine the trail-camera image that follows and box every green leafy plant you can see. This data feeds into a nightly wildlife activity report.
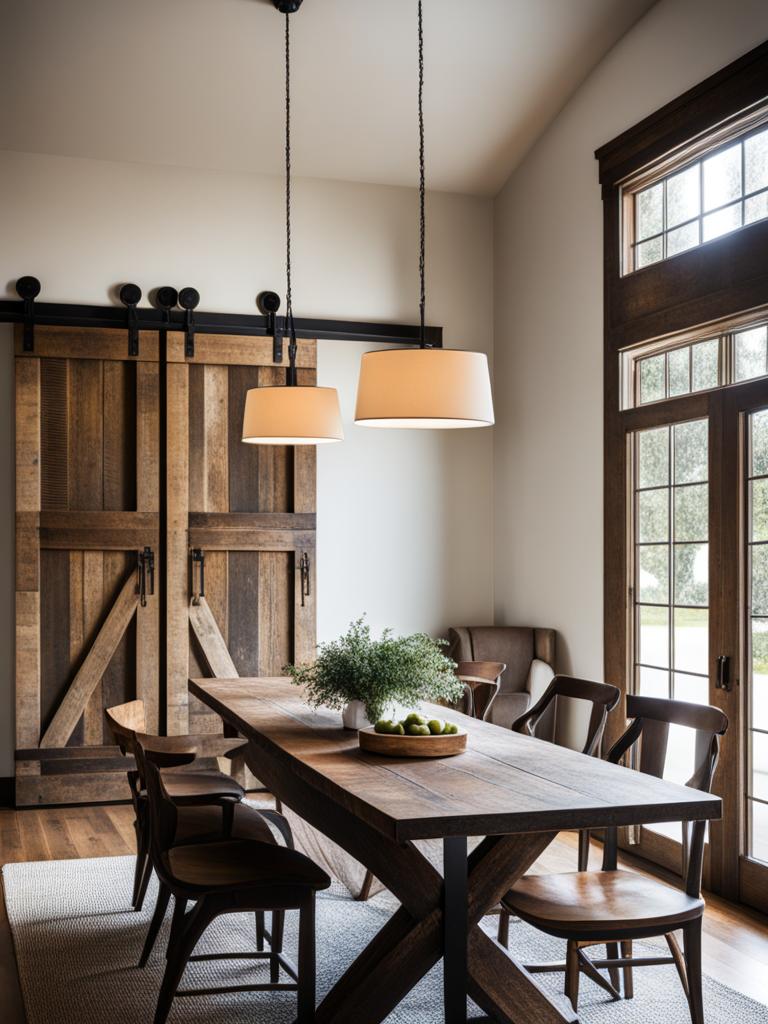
[284,617,462,724]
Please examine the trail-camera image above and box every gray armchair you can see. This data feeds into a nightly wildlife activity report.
[448,626,556,730]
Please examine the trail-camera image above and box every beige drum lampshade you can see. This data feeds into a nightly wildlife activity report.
[354,348,494,428]
[242,385,344,445]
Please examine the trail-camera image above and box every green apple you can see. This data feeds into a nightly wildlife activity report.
[374,719,396,734]
[403,712,426,726]
[407,723,431,736]
[443,722,459,735]
[391,723,405,735]
[427,718,445,735]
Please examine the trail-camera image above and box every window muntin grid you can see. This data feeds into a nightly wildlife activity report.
[625,122,768,274]
[623,316,768,410]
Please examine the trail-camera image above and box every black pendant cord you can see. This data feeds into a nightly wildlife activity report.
[284,11,299,385]
[418,0,427,349]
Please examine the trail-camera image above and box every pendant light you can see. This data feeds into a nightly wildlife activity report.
[242,2,343,446]
[354,2,494,430]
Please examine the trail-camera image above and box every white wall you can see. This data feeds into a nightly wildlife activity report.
[493,0,768,679]
[0,152,494,774]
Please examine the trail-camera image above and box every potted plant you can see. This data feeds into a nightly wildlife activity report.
[284,617,463,729]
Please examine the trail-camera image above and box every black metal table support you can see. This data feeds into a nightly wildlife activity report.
[443,836,469,1024]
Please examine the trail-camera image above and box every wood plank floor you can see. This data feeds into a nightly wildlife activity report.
[1,805,767,1021]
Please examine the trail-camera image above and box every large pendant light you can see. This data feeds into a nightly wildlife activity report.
[354,2,493,430]
[242,1,343,446]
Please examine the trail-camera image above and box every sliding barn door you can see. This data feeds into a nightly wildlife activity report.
[15,327,160,805]
[164,333,317,740]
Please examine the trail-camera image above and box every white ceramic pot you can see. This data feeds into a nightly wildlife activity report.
[341,700,371,731]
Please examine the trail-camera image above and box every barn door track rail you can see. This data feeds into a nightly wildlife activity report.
[1,278,443,358]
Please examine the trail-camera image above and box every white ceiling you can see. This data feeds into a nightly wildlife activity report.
[0,0,656,196]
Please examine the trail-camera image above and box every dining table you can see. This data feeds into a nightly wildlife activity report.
[189,676,722,1024]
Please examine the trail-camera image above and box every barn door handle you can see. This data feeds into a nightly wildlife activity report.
[179,287,200,359]
[299,552,310,607]
[17,276,41,352]
[716,655,732,692]
[138,546,154,607]
[191,548,205,605]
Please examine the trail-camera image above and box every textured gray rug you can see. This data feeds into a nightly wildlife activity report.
[3,855,767,1023]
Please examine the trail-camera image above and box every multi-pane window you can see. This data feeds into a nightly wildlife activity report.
[624,315,768,409]
[633,420,709,805]
[747,410,768,864]
[626,123,768,273]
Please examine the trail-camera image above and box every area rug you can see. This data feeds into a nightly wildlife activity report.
[3,856,767,1023]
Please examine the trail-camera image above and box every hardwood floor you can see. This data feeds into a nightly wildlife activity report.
[0,805,767,1021]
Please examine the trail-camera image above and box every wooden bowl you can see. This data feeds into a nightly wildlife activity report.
[358,726,467,758]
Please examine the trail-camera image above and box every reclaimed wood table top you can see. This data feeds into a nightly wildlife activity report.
[189,676,721,841]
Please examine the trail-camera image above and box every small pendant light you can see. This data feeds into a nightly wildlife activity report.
[354,1,494,430]
[242,2,343,446]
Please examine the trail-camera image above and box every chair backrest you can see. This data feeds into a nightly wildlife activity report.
[456,661,506,720]
[511,675,620,756]
[105,700,146,755]
[604,695,728,893]
[134,733,196,883]
[448,626,555,697]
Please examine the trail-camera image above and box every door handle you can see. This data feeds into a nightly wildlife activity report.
[715,655,732,692]
[299,552,310,608]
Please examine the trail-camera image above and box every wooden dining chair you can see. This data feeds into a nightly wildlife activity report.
[137,736,331,1024]
[106,699,247,912]
[500,695,728,1023]
[457,660,506,721]
[512,674,620,862]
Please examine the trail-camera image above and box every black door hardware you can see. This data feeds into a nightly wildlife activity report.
[138,546,155,607]
[258,290,283,364]
[16,276,41,353]
[299,551,310,607]
[153,286,178,324]
[119,283,142,357]
[191,548,205,605]
[179,287,200,359]
[715,654,732,692]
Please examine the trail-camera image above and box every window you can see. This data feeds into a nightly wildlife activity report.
[624,120,768,273]
[621,313,768,409]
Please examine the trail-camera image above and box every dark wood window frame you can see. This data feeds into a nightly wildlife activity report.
[597,39,768,908]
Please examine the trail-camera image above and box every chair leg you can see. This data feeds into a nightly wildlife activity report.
[139,883,171,968]
[135,853,154,914]
[621,939,634,999]
[497,907,510,948]
[565,940,580,1010]
[154,899,212,1024]
[577,829,590,871]
[605,941,622,994]
[131,820,148,909]
[256,910,265,951]
[683,918,705,1024]
[297,894,316,1024]
[357,869,375,902]
[166,896,188,960]
[270,909,285,984]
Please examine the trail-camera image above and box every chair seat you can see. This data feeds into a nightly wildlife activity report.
[152,770,245,805]
[174,802,277,846]
[503,870,704,938]
[168,839,331,893]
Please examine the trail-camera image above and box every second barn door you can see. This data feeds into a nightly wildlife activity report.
[165,332,317,740]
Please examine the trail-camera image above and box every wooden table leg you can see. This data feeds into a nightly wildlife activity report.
[444,836,469,1024]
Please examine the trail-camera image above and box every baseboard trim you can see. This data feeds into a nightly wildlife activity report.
[0,778,13,808]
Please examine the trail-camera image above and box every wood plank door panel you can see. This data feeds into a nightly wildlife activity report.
[166,335,317,740]
[14,327,159,806]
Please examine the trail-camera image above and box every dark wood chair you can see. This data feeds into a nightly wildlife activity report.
[136,736,331,1024]
[496,675,621,945]
[500,695,728,1023]
[105,699,247,912]
[457,660,506,721]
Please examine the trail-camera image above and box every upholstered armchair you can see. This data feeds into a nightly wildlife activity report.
[448,626,556,730]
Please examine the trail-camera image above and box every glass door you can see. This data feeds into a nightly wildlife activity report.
[629,413,716,874]
[722,379,768,912]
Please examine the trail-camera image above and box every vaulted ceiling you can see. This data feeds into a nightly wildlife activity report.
[0,0,656,195]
